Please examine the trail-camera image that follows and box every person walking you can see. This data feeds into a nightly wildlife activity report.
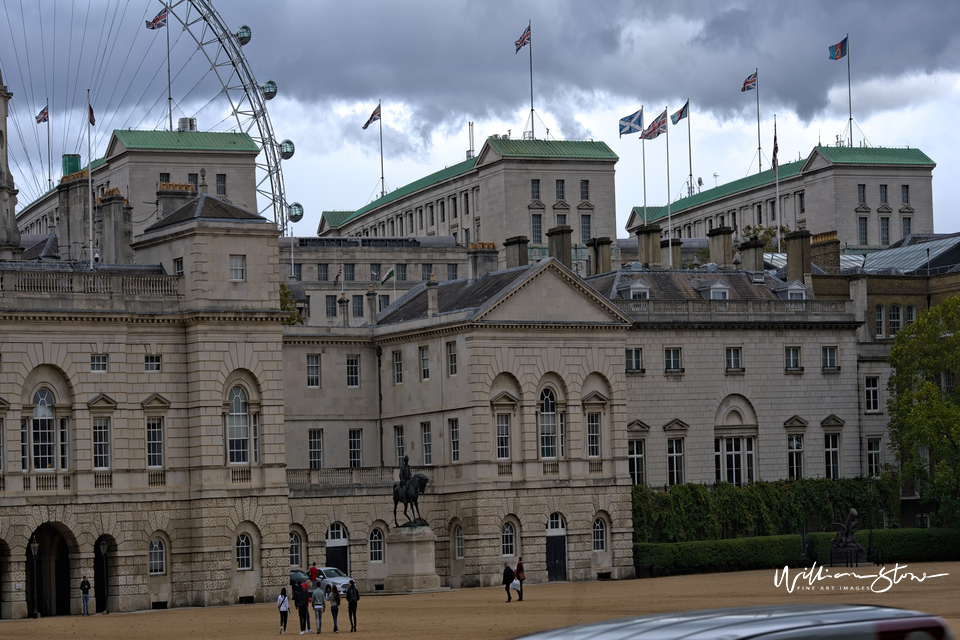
[309,562,320,585]
[345,579,360,632]
[295,580,310,634]
[278,587,290,634]
[502,561,515,603]
[302,580,313,632]
[312,581,325,634]
[326,584,341,633]
[516,557,525,601]
[80,576,91,615]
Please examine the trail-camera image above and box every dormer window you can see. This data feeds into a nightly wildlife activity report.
[631,289,649,300]
[696,280,731,301]
[710,289,728,300]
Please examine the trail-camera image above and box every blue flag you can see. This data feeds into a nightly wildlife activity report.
[670,100,689,125]
[829,36,848,60]
[619,108,643,137]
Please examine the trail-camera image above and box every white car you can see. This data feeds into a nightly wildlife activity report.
[317,567,352,595]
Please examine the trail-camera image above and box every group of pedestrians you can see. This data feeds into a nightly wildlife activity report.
[278,564,359,635]
[501,557,525,602]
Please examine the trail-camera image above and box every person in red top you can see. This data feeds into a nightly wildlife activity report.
[309,562,319,584]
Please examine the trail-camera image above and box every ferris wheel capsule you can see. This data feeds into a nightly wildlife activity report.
[236,25,252,46]
[279,139,295,160]
[262,80,277,100]
[288,202,304,223]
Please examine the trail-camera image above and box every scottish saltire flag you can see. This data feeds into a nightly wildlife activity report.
[670,100,689,125]
[146,8,167,29]
[362,104,381,130]
[88,105,96,126]
[381,265,395,285]
[35,105,49,123]
[772,122,779,175]
[641,109,667,141]
[515,25,531,53]
[741,71,757,92]
[619,108,643,137]
[829,36,848,60]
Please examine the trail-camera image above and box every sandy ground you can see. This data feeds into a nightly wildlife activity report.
[0,562,956,639]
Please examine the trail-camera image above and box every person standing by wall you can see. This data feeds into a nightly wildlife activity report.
[345,579,360,632]
[80,576,91,616]
[516,557,525,602]
[278,587,290,634]
[502,561,515,603]
[312,581,325,634]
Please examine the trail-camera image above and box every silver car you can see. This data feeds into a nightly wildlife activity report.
[317,567,351,596]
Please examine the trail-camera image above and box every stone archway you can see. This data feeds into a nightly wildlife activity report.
[26,524,71,617]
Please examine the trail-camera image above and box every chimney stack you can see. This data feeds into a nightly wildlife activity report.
[810,230,841,275]
[586,237,613,276]
[337,293,350,327]
[786,229,813,282]
[426,274,439,316]
[157,183,196,218]
[504,236,529,269]
[739,238,765,272]
[366,284,378,324]
[707,226,735,269]
[468,243,499,283]
[634,224,662,268]
[97,190,134,264]
[660,238,682,269]
[546,225,573,269]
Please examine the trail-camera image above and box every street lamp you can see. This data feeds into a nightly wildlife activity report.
[867,477,874,562]
[98,537,109,615]
[29,536,39,619]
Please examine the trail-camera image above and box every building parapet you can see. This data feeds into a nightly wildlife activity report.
[610,298,852,322]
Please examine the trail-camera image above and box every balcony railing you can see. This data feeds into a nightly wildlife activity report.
[1,271,180,300]
[611,298,851,320]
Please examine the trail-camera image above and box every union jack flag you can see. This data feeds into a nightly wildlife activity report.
[515,24,531,53]
[333,266,343,287]
[741,71,757,92]
[88,105,96,126]
[362,103,381,130]
[35,105,48,123]
[640,109,667,141]
[146,8,167,30]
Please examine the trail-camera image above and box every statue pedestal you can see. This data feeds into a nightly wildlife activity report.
[384,526,441,592]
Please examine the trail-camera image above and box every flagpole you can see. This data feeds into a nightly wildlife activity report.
[87,88,94,269]
[686,100,693,197]
[641,106,647,226]
[774,115,781,251]
[528,19,534,139]
[46,100,52,189]
[846,33,852,147]
[755,68,762,174]
[166,2,173,131]
[665,106,672,269]
[378,100,385,198]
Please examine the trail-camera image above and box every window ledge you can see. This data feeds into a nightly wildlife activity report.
[785,367,804,374]
[725,368,745,375]
[664,368,685,376]
[626,368,645,375]
[821,367,842,374]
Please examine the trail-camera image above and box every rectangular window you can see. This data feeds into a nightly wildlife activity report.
[326,295,337,318]
[714,436,755,485]
[876,305,885,337]
[821,346,838,370]
[188,173,198,188]
[346,355,360,388]
[788,435,804,479]
[556,213,567,226]
[309,429,323,469]
[349,429,362,468]
[449,419,460,463]
[770,198,777,221]
[393,351,403,384]
[147,417,164,468]
[93,417,110,469]
[889,305,902,336]
[421,422,432,465]
[422,264,432,281]
[160,172,170,184]
[389,219,395,235]
[60,417,69,470]
[580,214,591,244]
[665,347,682,372]
[447,264,458,280]
[858,217,868,245]
[725,347,742,372]
[451,196,458,219]
[145,355,162,372]
[901,184,910,204]
[825,433,840,480]
[865,376,880,412]
[227,406,249,465]
[317,264,328,281]
[216,173,226,196]
[531,179,540,200]
[667,438,684,485]
[439,200,445,222]
[532,214,543,244]
[174,258,183,276]
[857,184,866,204]
[292,263,302,281]
[587,413,601,458]
[429,205,435,227]
[628,440,645,485]
[352,295,364,318]
[785,346,801,370]
[419,209,424,230]
[447,341,457,376]
[580,179,589,200]
[420,346,430,380]
[344,264,355,281]
[626,348,643,373]
[392,425,405,466]
[21,418,28,471]
[463,192,469,217]
[91,354,108,372]
[880,217,890,245]
[540,412,557,459]
[497,414,511,459]
[397,264,407,282]
[880,184,888,204]
[370,264,381,282]
[229,255,245,281]
[379,294,390,312]
[798,193,805,213]
[555,179,565,200]
[756,203,762,225]
[867,438,882,477]
[902,217,911,238]
[307,354,320,388]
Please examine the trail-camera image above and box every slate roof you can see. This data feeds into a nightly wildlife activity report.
[111,130,259,153]
[144,193,269,233]
[587,269,780,301]
[20,234,59,260]
[862,234,960,274]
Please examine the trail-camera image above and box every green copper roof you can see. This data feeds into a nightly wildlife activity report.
[485,138,618,160]
[112,130,260,153]
[321,210,358,228]
[813,145,935,166]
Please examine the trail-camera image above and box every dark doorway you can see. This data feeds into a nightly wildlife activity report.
[546,536,566,582]
[94,538,109,613]
[26,524,71,617]
[325,546,348,574]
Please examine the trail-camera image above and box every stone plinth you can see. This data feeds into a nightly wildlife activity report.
[384,526,441,592]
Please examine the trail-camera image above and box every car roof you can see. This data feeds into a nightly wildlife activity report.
[513,605,950,640]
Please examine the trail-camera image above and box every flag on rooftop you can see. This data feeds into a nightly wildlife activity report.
[670,100,689,125]
[515,24,531,53]
[35,105,48,123]
[362,103,381,130]
[88,105,96,126]
[381,265,395,285]
[829,36,848,60]
[146,8,167,30]
[618,108,643,137]
[641,109,667,141]
[772,121,779,176]
[741,71,757,92]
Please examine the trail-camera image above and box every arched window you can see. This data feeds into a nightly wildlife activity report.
[539,388,557,458]
[547,512,566,533]
[289,531,301,567]
[593,519,607,551]
[236,534,252,570]
[455,525,464,559]
[327,522,346,542]
[32,389,57,470]
[228,387,250,464]
[501,522,515,556]
[149,538,166,575]
[369,528,384,563]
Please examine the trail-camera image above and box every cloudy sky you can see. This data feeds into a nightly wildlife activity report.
[3,0,959,236]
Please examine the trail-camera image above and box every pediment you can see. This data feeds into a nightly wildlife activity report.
[474,140,503,168]
[528,200,546,210]
[663,418,689,432]
[821,414,846,430]
[783,415,808,429]
[877,204,893,214]
[87,393,118,410]
[490,391,520,409]
[800,149,833,173]
[0,396,9,413]
[581,390,609,407]
[627,419,650,432]
[899,204,914,214]
[552,200,570,210]
[855,203,871,213]
[104,133,126,160]
[141,393,172,411]
[577,201,594,211]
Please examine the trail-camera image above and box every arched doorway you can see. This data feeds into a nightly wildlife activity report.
[325,523,349,574]
[545,513,567,582]
[25,524,70,617]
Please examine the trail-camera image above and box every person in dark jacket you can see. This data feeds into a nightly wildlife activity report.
[516,557,525,601]
[502,561,515,602]
[345,579,360,632]
[295,580,311,634]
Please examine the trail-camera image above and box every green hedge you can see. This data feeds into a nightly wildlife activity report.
[806,528,960,564]
[634,535,805,576]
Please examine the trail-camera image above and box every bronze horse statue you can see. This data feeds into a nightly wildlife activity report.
[393,472,429,527]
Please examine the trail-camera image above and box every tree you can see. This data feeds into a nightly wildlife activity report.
[741,224,791,252]
[280,282,305,325]
[887,295,960,527]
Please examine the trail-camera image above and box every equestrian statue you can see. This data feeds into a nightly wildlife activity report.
[393,455,429,527]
